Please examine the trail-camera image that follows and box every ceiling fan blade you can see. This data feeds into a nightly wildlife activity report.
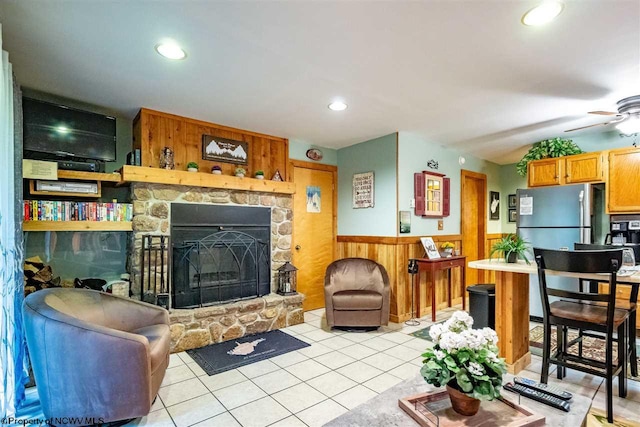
[588,110,619,116]
[564,114,628,132]
[564,122,611,132]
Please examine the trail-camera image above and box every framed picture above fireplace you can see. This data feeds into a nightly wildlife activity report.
[202,135,248,165]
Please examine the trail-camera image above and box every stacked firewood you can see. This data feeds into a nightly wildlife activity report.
[24,256,61,296]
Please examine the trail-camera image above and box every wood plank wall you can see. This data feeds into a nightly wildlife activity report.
[133,108,289,180]
[337,233,507,323]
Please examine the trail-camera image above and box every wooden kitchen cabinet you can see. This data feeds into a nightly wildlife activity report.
[607,147,640,213]
[528,152,605,187]
[565,151,605,184]
[527,158,563,187]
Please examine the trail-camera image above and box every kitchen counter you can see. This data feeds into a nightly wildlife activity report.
[469,258,640,283]
[468,258,640,374]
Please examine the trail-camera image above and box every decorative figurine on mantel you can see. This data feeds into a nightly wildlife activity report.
[272,169,283,181]
[159,146,174,170]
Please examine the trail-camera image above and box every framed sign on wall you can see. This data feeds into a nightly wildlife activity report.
[202,135,248,165]
[353,171,374,208]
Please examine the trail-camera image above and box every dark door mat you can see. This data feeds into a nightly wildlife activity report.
[186,329,310,376]
[410,322,444,341]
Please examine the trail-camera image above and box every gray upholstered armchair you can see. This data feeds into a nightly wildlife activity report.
[324,258,390,328]
[23,288,170,424]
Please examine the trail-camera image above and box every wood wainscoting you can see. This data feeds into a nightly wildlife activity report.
[483,233,508,284]
[133,108,289,180]
[337,235,459,323]
[337,234,507,323]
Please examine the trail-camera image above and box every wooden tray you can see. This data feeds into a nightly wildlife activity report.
[398,390,545,427]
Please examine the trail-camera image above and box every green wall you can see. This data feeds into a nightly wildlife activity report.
[397,132,503,236]
[499,163,527,234]
[337,133,398,236]
[570,130,637,153]
[289,139,337,165]
[335,131,508,237]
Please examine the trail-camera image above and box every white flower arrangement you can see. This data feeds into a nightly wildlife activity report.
[421,311,507,400]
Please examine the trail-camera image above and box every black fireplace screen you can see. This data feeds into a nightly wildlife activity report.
[170,204,272,308]
[172,230,270,308]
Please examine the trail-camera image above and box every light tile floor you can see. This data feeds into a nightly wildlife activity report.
[15,306,640,426]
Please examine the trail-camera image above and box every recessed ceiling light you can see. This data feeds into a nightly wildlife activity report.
[328,101,348,111]
[155,42,187,60]
[521,1,564,26]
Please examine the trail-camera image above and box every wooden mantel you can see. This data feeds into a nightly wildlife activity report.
[119,165,295,194]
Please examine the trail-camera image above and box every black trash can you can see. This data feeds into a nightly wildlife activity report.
[467,284,495,329]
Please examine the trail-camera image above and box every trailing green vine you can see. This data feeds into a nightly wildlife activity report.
[516,137,583,177]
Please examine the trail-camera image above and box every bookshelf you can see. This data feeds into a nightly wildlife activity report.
[57,170,121,182]
[23,170,131,232]
[23,221,132,232]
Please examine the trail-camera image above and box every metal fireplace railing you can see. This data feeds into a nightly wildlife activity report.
[172,230,270,309]
[141,235,170,309]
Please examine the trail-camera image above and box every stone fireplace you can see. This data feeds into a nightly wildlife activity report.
[129,182,303,352]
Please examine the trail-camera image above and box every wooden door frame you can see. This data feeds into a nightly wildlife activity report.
[290,159,338,260]
[460,170,487,282]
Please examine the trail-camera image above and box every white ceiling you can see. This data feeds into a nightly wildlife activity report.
[1,1,638,164]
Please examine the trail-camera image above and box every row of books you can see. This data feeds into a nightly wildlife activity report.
[24,200,133,222]
[126,148,141,166]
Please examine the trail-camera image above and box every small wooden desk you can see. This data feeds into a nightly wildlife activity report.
[413,256,466,321]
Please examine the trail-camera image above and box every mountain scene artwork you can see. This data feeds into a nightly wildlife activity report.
[201,135,248,164]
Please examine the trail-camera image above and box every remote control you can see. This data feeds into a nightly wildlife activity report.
[514,376,573,400]
[503,382,571,412]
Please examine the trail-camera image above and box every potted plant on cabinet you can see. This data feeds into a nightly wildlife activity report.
[186,162,199,172]
[255,170,264,180]
[421,311,507,416]
[489,234,530,264]
[440,241,455,257]
[211,165,222,175]
[234,166,246,178]
[515,137,583,177]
